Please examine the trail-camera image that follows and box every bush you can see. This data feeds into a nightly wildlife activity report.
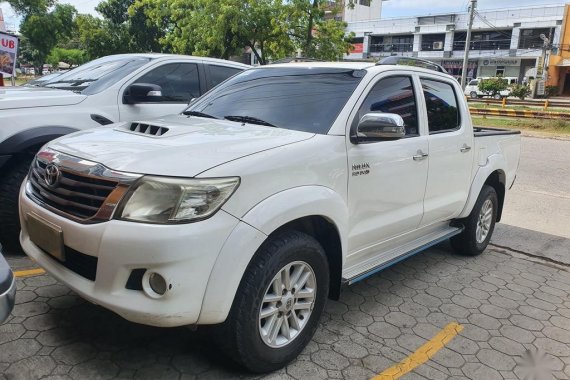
[546,86,559,98]
[478,77,508,98]
[510,84,532,100]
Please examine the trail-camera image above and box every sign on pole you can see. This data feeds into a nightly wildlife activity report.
[0,31,18,76]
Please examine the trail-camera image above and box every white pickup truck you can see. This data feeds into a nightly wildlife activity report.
[18,58,521,373]
[0,54,248,251]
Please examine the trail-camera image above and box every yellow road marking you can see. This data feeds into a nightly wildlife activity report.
[372,322,464,380]
[14,268,46,277]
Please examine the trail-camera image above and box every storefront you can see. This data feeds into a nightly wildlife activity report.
[439,60,478,81]
[478,58,521,78]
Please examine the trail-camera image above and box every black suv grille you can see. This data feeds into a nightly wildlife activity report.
[28,159,119,220]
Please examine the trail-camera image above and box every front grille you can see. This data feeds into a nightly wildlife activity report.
[28,159,119,220]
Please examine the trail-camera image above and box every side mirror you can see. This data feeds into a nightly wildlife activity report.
[351,113,406,143]
[123,83,163,104]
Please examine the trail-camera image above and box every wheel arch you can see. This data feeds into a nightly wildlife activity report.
[0,126,78,156]
[483,170,506,222]
[459,160,506,221]
[198,186,348,324]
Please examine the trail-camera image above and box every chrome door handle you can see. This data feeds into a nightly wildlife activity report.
[460,144,472,153]
[413,151,429,161]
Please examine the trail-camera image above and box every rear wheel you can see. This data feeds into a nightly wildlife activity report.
[0,153,34,253]
[451,185,498,256]
[493,94,502,100]
[470,91,478,99]
[217,230,329,373]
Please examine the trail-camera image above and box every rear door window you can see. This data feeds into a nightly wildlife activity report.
[208,65,244,88]
[421,78,461,134]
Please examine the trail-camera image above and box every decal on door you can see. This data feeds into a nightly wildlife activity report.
[352,162,370,177]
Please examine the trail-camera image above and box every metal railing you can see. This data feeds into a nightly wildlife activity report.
[453,39,511,51]
[369,43,414,53]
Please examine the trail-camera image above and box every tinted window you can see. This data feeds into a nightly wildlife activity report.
[421,79,460,133]
[42,56,151,94]
[355,76,419,136]
[135,63,200,103]
[186,68,364,134]
[208,65,243,88]
[469,80,478,86]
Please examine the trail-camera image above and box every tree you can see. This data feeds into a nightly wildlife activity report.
[478,77,508,98]
[75,14,131,59]
[15,2,77,74]
[47,47,86,68]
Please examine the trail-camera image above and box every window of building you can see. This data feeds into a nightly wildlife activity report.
[496,66,505,77]
[359,0,371,6]
[421,34,446,51]
[370,35,414,53]
[421,79,460,133]
[518,28,553,49]
[418,15,455,25]
[355,76,419,137]
[135,63,200,102]
[454,30,512,51]
[208,65,243,88]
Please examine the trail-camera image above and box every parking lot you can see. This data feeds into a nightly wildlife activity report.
[2,135,570,380]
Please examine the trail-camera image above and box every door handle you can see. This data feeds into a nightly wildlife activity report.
[413,150,429,161]
[460,144,472,153]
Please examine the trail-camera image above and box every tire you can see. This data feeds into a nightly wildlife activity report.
[470,91,478,99]
[451,185,498,256]
[493,94,502,100]
[0,153,34,254]
[217,230,329,373]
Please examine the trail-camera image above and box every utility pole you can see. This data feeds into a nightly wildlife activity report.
[460,0,477,89]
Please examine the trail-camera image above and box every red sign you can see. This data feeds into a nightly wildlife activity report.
[352,43,363,54]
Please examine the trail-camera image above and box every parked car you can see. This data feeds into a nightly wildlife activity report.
[0,247,16,324]
[464,77,518,99]
[0,54,249,251]
[19,58,521,372]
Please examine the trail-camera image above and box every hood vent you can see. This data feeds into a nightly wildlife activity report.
[128,122,169,136]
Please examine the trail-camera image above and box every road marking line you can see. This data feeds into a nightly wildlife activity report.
[372,322,464,380]
[14,268,45,277]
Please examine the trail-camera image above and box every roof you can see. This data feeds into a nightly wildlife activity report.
[102,53,251,68]
[266,62,376,70]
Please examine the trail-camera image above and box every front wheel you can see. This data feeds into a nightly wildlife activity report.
[451,185,498,256]
[470,91,478,99]
[493,94,502,100]
[217,230,329,373]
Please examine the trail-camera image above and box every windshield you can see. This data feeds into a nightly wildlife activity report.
[40,55,151,94]
[185,67,365,134]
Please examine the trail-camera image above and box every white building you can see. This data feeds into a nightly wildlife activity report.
[345,4,565,82]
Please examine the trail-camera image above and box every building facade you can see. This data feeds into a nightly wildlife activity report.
[345,4,565,86]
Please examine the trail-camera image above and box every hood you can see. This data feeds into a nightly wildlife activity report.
[0,87,87,110]
[48,114,315,177]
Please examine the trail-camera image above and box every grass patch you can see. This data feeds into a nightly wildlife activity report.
[472,116,570,136]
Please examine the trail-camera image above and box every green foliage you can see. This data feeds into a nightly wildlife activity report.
[478,77,508,97]
[75,14,132,60]
[545,85,559,98]
[46,47,86,68]
[15,2,77,73]
[510,84,532,100]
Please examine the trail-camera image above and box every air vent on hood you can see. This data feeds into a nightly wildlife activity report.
[129,123,169,136]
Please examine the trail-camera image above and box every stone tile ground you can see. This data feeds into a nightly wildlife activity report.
[2,243,570,380]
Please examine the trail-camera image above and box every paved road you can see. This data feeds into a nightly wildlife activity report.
[491,136,570,265]
[2,136,569,380]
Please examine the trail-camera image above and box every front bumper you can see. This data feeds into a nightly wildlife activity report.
[19,183,240,327]
[0,247,16,324]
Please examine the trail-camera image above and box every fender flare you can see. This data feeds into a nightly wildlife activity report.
[0,126,78,155]
[458,154,506,219]
[197,186,348,324]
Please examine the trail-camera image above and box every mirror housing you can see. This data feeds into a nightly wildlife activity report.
[123,83,163,104]
[351,113,406,143]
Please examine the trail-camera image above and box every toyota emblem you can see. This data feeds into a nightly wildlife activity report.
[44,164,60,187]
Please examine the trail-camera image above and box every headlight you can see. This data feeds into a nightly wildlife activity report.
[116,176,240,224]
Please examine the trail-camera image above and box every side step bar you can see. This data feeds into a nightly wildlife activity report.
[342,226,464,286]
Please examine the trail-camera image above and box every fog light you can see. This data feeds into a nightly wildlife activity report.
[142,271,169,298]
[149,273,167,295]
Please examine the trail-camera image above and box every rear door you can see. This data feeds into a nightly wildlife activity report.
[419,75,474,226]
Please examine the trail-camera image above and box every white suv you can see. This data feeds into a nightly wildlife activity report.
[19,59,521,372]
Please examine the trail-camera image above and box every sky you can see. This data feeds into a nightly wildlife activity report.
[1,0,570,31]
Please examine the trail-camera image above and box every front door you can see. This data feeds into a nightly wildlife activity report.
[347,74,429,262]
[118,62,204,122]
[418,76,474,226]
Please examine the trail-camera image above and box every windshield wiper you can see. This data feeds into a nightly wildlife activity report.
[182,110,219,119]
[224,115,278,128]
